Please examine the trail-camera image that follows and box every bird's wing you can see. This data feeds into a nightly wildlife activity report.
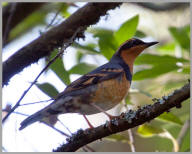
[57,64,124,97]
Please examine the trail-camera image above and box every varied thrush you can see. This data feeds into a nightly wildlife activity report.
[19,38,158,130]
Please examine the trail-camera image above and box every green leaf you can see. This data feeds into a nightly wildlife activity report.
[2,2,8,7]
[163,80,186,91]
[124,95,133,105]
[49,49,70,85]
[133,64,179,80]
[89,28,118,59]
[135,30,146,38]
[169,25,190,51]
[36,82,59,99]
[138,124,179,152]
[157,42,176,54]
[69,63,97,75]
[137,124,164,137]
[181,66,190,74]
[76,51,84,63]
[9,10,47,42]
[156,112,183,125]
[179,127,190,152]
[98,37,117,60]
[114,15,139,45]
[134,54,189,66]
[184,25,190,38]
[88,27,114,38]
[60,3,71,18]
[72,42,99,54]
[105,134,129,143]
[158,131,179,152]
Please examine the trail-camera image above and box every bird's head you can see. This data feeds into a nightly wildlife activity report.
[113,38,158,73]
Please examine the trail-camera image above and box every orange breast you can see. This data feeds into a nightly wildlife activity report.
[91,72,130,111]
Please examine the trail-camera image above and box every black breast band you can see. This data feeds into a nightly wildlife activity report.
[118,60,132,82]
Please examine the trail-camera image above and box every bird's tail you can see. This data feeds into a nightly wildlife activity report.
[19,96,73,130]
[19,103,62,130]
[19,110,45,130]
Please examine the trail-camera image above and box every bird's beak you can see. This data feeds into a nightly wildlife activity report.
[145,41,159,47]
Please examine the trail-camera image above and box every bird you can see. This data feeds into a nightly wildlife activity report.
[19,38,158,130]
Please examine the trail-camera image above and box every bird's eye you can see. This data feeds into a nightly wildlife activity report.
[118,39,145,52]
[132,39,144,46]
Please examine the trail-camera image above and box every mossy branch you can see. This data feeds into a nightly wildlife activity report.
[53,82,190,152]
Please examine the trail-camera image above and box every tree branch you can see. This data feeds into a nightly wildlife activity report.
[53,82,190,152]
[3,2,122,86]
[3,2,45,46]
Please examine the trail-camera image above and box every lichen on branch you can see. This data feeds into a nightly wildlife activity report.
[53,82,190,152]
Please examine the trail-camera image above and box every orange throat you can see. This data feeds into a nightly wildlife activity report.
[120,46,146,73]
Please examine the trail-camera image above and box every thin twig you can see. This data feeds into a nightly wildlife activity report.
[45,4,64,30]
[2,109,29,117]
[2,146,7,152]
[58,119,72,135]
[42,122,71,137]
[83,145,95,152]
[11,112,29,117]
[127,129,135,152]
[123,99,136,152]
[82,147,89,152]
[176,119,190,150]
[19,99,53,106]
[4,108,71,137]
[2,27,84,123]
[57,118,95,152]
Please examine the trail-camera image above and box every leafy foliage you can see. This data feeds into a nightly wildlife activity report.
[133,64,179,80]
[114,15,139,45]
[72,42,99,55]
[169,25,190,51]
[134,54,188,66]
[9,10,47,42]
[156,112,183,126]
[137,124,179,152]
[36,82,59,99]
[90,28,118,59]
[137,124,164,137]
[49,49,70,85]
[68,63,97,75]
